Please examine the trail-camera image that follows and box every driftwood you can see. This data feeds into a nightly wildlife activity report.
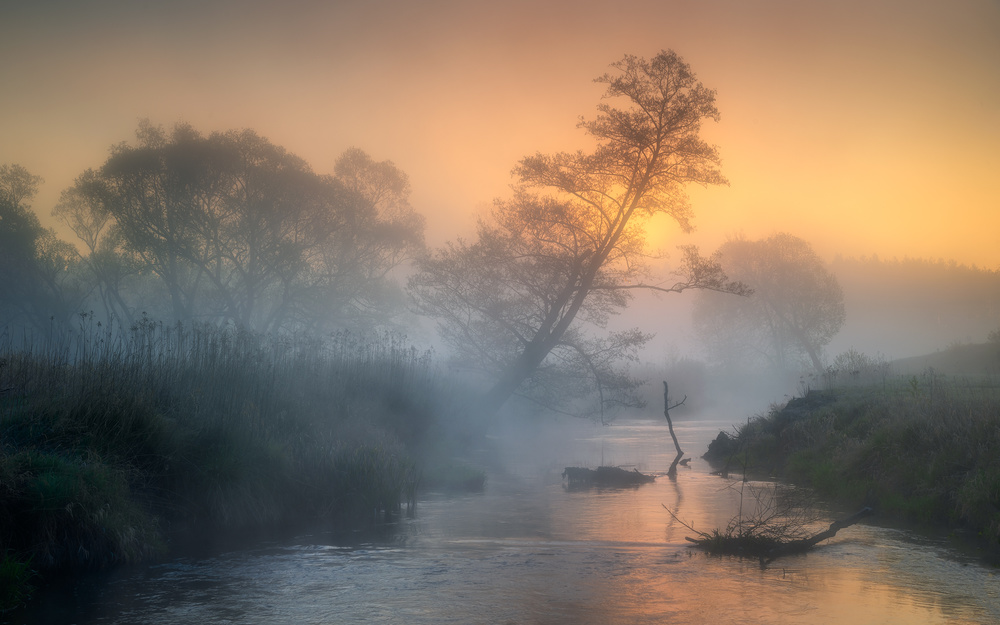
[562,466,655,487]
[763,506,874,561]
[678,506,874,564]
[663,381,687,478]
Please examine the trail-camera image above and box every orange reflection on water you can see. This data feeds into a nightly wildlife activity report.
[481,417,996,624]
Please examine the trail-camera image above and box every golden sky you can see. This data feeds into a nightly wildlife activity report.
[2,0,998,268]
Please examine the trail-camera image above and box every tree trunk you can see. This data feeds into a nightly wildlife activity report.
[481,340,551,414]
[765,507,874,562]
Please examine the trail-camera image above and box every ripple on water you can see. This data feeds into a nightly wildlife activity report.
[12,416,1000,625]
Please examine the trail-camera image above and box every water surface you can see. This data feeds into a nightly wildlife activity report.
[12,416,998,624]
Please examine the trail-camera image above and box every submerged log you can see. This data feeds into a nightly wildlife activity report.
[562,466,655,487]
[764,506,874,561]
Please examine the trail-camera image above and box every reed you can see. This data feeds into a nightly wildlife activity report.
[0,550,34,612]
[0,317,446,581]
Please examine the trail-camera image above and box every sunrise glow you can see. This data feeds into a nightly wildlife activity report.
[1,0,997,269]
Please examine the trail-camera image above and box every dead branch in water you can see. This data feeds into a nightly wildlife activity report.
[668,502,874,565]
[762,506,874,562]
[663,381,687,478]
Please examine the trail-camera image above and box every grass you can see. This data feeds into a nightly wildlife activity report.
[0,315,464,596]
[703,368,1000,559]
[0,551,34,613]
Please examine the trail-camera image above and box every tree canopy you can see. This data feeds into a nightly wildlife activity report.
[411,50,744,417]
[56,122,424,332]
[0,164,81,334]
[694,233,845,375]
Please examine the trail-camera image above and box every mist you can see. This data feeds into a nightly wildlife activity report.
[3,1,1000,622]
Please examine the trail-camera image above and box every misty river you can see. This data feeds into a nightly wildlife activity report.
[13,414,999,624]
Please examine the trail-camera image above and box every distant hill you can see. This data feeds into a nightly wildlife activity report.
[891,342,1000,377]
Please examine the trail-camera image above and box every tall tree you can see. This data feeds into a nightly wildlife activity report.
[0,164,81,334]
[53,169,140,325]
[693,233,845,374]
[61,123,423,332]
[298,148,426,329]
[411,50,744,415]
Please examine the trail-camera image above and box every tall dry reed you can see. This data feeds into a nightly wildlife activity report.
[0,316,445,582]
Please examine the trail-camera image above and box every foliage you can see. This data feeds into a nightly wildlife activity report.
[411,50,745,417]
[703,373,1000,557]
[694,233,845,375]
[988,327,1000,345]
[0,551,34,612]
[54,122,424,332]
[0,164,83,336]
[0,320,449,577]
[826,348,891,382]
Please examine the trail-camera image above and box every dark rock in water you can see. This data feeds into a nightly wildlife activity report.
[562,466,655,487]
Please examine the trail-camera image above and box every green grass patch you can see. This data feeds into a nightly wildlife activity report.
[704,375,1000,556]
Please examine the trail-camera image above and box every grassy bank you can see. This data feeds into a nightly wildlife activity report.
[704,373,1000,559]
[0,318,469,610]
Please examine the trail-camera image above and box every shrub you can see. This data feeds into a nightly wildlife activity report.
[703,376,1000,554]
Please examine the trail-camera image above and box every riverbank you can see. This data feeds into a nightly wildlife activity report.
[703,374,1000,562]
[0,322,482,611]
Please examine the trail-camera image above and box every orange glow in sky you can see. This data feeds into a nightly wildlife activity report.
[2,0,998,268]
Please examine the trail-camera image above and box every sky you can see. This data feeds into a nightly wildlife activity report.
[2,0,999,271]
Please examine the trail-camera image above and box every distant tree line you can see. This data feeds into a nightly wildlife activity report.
[1,122,424,340]
[827,255,1000,357]
[690,241,1000,377]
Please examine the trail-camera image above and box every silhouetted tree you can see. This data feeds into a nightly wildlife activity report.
[298,147,426,330]
[59,123,424,331]
[0,164,82,335]
[411,50,745,416]
[53,170,140,325]
[694,233,845,374]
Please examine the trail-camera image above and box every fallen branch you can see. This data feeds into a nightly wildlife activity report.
[672,504,874,564]
[763,506,874,562]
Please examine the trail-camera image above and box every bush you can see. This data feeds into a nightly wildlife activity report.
[703,378,1000,554]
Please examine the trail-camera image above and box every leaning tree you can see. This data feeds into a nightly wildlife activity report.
[411,50,746,417]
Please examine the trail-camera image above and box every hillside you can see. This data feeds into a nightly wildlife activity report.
[890,342,1000,377]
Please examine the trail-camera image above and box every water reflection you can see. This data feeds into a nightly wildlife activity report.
[10,416,998,624]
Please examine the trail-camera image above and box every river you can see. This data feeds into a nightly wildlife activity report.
[10,414,999,624]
